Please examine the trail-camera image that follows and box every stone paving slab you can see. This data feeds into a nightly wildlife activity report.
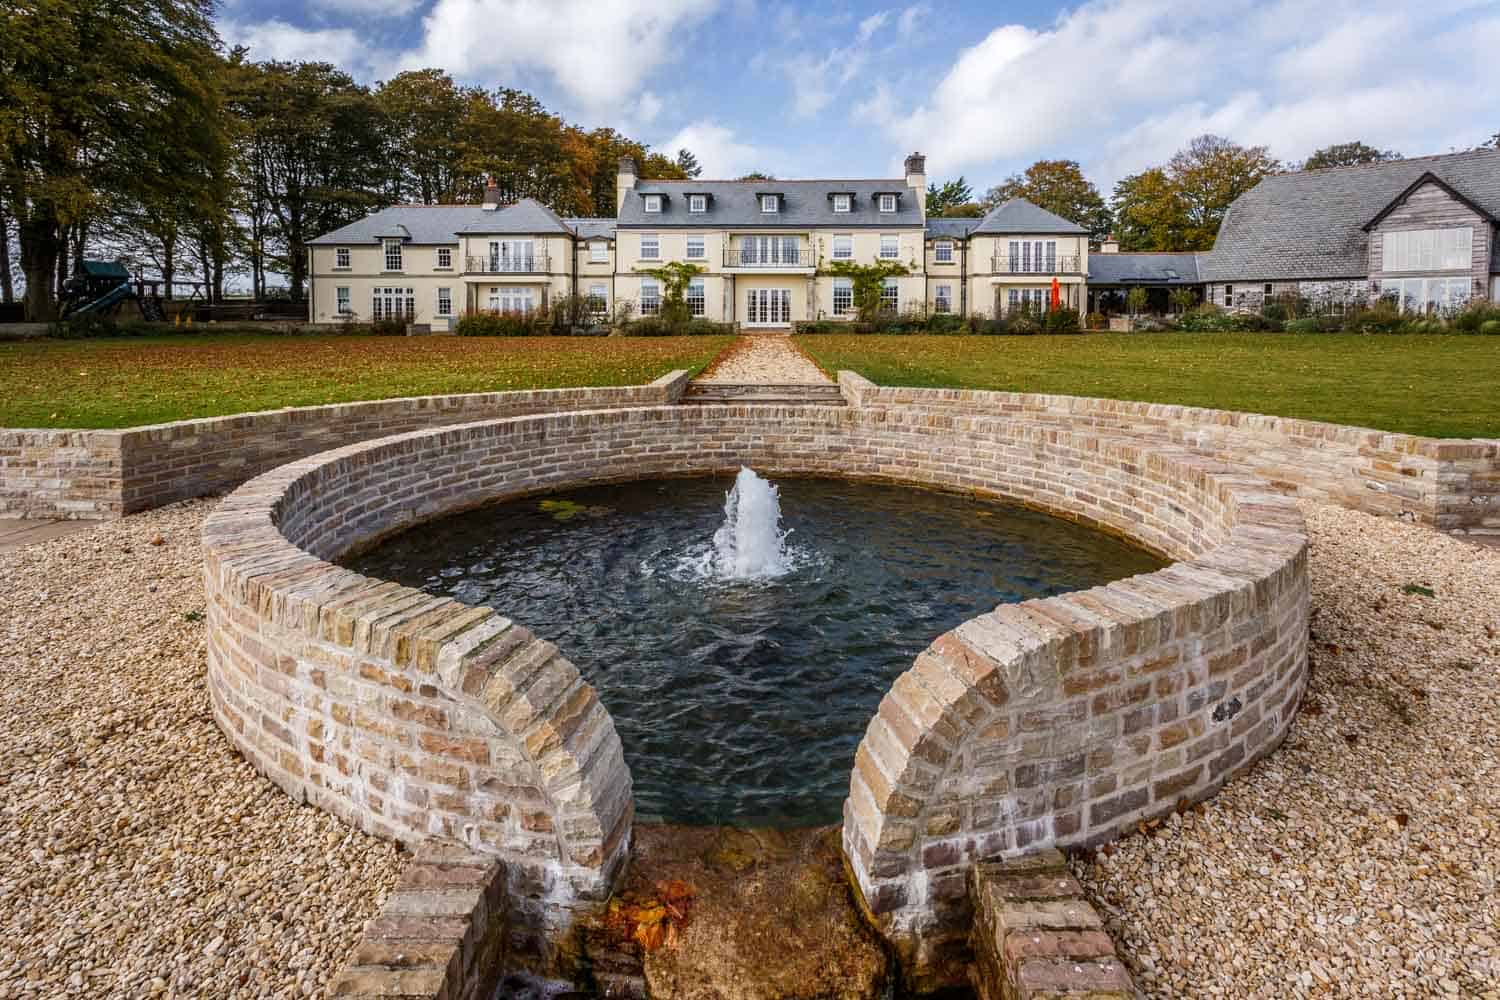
[0,517,97,553]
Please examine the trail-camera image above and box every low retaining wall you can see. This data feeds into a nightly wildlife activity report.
[1,371,690,519]
[203,400,1307,984]
[839,373,1500,536]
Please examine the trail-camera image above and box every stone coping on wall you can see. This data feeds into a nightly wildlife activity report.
[837,371,1499,534]
[201,399,1311,987]
[0,370,691,520]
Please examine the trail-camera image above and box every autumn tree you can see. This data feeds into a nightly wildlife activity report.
[0,0,223,319]
[377,70,471,203]
[1167,135,1279,248]
[227,61,389,299]
[983,160,1112,240]
[925,177,982,217]
[1111,168,1189,251]
[1301,141,1401,171]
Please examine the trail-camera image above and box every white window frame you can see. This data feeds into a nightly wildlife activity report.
[383,239,403,272]
[686,236,706,260]
[832,194,851,213]
[832,235,853,260]
[589,240,608,263]
[688,194,706,214]
[643,194,662,214]
[640,233,660,261]
[934,240,954,264]
[435,286,452,317]
[934,284,952,313]
[880,277,899,311]
[686,277,706,317]
[435,247,452,270]
[878,194,897,213]
[487,287,535,314]
[1382,227,1472,272]
[372,286,414,320]
[334,247,350,270]
[760,194,779,214]
[639,278,661,315]
[1381,276,1472,314]
[587,283,608,313]
[879,234,899,259]
[335,286,351,315]
[832,277,853,316]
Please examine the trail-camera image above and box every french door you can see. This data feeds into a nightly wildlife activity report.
[488,287,535,314]
[745,288,791,325]
[489,239,534,272]
[740,236,800,265]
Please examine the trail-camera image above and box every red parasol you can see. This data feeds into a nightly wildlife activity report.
[1050,277,1061,311]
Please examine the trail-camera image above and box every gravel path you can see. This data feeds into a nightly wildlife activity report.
[0,500,403,999]
[1074,502,1500,998]
[696,335,830,384]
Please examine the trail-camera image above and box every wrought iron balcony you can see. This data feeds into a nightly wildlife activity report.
[465,253,551,274]
[990,254,1082,275]
[723,248,814,268]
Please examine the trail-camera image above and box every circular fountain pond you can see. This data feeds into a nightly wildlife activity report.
[343,470,1165,827]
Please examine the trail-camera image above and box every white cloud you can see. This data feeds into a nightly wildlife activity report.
[219,19,380,75]
[778,5,902,119]
[858,12,889,41]
[658,120,774,179]
[400,0,716,117]
[864,0,1495,189]
[306,0,422,16]
[636,91,664,126]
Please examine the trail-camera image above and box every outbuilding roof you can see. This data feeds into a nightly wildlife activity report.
[617,179,924,228]
[1087,252,1202,285]
[1202,148,1500,281]
[971,198,1088,236]
[924,218,982,239]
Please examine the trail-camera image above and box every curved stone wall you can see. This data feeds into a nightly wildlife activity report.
[202,400,1308,978]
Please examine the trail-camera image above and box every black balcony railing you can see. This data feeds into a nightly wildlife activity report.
[990,254,1081,274]
[724,248,814,268]
[465,253,550,274]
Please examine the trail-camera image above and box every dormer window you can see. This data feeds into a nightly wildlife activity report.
[761,194,779,214]
[832,194,851,213]
[878,194,897,213]
[688,194,707,213]
[643,194,662,213]
[383,239,403,272]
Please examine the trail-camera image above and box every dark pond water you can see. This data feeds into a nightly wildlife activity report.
[343,476,1165,827]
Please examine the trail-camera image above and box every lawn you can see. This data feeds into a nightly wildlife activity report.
[797,333,1500,439]
[0,333,732,428]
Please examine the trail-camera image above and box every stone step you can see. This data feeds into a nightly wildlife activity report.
[680,383,847,406]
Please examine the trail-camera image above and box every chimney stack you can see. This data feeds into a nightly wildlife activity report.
[616,156,638,214]
[904,152,927,219]
[482,174,501,210]
[1100,234,1120,254]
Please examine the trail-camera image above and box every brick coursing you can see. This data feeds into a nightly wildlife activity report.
[204,393,1318,989]
[2,371,691,519]
[969,850,1136,1000]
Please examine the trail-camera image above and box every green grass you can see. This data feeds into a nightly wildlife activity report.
[0,333,732,429]
[796,332,1500,439]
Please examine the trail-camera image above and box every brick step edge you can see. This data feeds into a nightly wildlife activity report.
[969,849,1138,1000]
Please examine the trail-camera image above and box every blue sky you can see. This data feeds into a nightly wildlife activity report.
[219,0,1500,195]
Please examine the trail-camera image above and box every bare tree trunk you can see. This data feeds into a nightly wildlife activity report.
[0,202,14,304]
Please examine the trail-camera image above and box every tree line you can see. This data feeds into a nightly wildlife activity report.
[0,1,696,319]
[926,135,1496,252]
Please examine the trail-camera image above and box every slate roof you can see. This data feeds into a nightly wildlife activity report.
[617,179,923,228]
[455,199,572,235]
[568,218,617,240]
[1088,252,1202,285]
[971,198,1088,236]
[1202,148,1500,281]
[308,205,491,245]
[925,218,982,239]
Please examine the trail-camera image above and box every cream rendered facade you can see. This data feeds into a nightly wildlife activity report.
[306,153,1095,328]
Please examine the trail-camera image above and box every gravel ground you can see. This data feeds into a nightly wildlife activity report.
[0,500,404,999]
[1074,502,1500,999]
[696,336,830,384]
